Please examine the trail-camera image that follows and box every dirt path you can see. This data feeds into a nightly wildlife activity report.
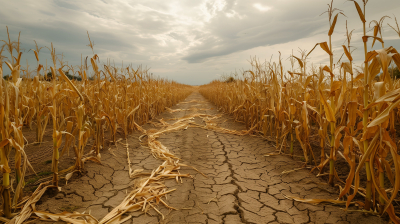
[36,91,387,224]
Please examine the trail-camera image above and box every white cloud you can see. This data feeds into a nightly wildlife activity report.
[253,3,271,12]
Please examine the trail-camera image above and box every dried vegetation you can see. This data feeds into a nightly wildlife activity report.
[0,28,192,223]
[200,1,400,223]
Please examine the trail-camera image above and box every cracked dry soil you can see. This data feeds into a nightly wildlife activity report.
[35,91,388,224]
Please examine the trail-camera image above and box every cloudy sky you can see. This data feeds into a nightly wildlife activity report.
[1,0,400,85]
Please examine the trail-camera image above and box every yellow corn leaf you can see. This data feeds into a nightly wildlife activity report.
[283,194,347,204]
[376,48,391,80]
[288,71,303,77]
[368,57,381,83]
[0,139,10,148]
[331,81,342,93]
[319,87,336,122]
[328,14,339,36]
[334,126,345,150]
[363,36,383,45]
[37,64,43,73]
[371,25,379,48]
[339,135,356,199]
[382,159,394,186]
[34,50,39,61]
[381,131,400,216]
[295,125,308,163]
[368,98,400,128]
[104,65,117,82]
[35,211,98,224]
[322,65,334,77]
[347,102,358,127]
[293,56,303,68]
[307,42,332,58]
[58,68,84,101]
[91,58,99,73]
[346,132,379,209]
[341,62,353,75]
[336,78,347,114]
[50,66,57,79]
[82,156,102,164]
[353,73,364,82]
[15,52,22,66]
[303,75,312,89]
[127,104,140,117]
[373,82,386,101]
[56,131,63,149]
[353,1,366,23]
[361,125,379,141]
[342,45,353,61]
[365,51,378,63]
[319,42,333,56]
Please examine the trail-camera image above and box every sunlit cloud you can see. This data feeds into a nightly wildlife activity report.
[253,3,271,12]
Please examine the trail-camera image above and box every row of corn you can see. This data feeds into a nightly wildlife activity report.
[0,28,192,220]
[200,1,400,223]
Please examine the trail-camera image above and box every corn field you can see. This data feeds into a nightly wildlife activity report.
[200,1,400,223]
[0,27,192,222]
[1,0,400,223]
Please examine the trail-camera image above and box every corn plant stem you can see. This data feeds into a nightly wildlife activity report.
[37,113,41,142]
[290,124,294,156]
[2,149,11,219]
[319,102,325,175]
[12,64,23,190]
[52,67,59,187]
[329,122,335,186]
[2,81,12,218]
[328,33,335,186]
[290,132,293,156]
[77,104,83,171]
[96,66,102,155]
[361,4,372,210]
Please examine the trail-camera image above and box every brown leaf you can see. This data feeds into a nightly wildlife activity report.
[328,14,339,36]
[319,87,336,123]
[372,25,379,48]
[363,36,384,44]
[341,62,353,75]
[342,45,353,61]
[293,56,304,68]
[322,66,334,77]
[365,50,378,63]
[354,1,366,23]
[354,73,364,82]
[368,98,400,128]
[308,42,333,58]
[58,68,84,101]
[283,194,347,204]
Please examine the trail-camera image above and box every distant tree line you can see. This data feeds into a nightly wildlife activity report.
[373,66,400,81]
[2,71,83,81]
[44,71,82,81]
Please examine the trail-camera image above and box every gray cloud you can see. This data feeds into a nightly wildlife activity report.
[183,19,324,63]
[1,0,400,85]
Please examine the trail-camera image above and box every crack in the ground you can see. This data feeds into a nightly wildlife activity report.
[34,92,389,224]
[215,133,250,224]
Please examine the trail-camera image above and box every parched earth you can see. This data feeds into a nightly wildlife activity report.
[35,91,388,224]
